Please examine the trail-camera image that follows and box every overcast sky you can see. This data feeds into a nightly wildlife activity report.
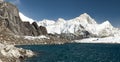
[5,0,120,27]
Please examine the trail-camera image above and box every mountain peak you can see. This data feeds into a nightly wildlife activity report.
[56,18,66,23]
[104,20,111,24]
[101,20,113,28]
[80,13,90,17]
[58,18,65,21]
[75,13,97,24]
[38,19,55,26]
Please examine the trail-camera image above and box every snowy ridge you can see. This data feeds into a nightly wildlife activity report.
[74,37,120,44]
[38,13,118,37]
[19,12,120,37]
[37,13,97,34]
[37,19,55,26]
[19,12,35,24]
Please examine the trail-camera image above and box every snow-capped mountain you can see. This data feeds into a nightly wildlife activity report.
[38,13,117,37]
[19,12,120,37]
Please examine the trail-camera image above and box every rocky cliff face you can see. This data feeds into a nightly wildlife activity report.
[0,2,47,36]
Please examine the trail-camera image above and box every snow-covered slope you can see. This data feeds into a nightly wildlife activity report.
[19,12,120,37]
[37,19,55,26]
[19,12,35,24]
[74,37,120,44]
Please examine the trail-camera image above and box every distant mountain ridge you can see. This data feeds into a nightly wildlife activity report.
[20,12,120,38]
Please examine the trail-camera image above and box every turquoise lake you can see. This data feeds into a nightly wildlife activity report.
[17,43,120,62]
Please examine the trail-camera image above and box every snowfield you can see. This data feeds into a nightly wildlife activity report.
[74,37,120,44]
[24,35,50,40]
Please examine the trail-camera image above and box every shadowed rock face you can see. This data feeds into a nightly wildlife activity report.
[32,22,47,35]
[0,2,47,36]
[39,26,47,35]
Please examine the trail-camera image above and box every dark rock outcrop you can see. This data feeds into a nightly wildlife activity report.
[23,22,38,36]
[32,22,39,30]
[39,26,47,35]
[0,2,47,36]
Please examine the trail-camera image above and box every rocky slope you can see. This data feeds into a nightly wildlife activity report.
[0,1,47,36]
[0,1,36,62]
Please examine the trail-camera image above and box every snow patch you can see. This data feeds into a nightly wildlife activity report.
[74,37,120,44]
[24,35,50,40]
[19,12,35,24]
[37,19,55,26]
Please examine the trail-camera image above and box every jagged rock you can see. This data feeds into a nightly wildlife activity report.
[23,22,38,36]
[32,22,39,30]
[39,26,47,35]
[32,22,47,35]
[0,2,47,36]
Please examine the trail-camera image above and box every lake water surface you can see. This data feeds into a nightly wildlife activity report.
[17,43,120,62]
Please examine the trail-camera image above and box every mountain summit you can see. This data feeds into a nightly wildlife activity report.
[75,13,97,24]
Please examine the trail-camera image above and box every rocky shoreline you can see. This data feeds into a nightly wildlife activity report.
[0,33,70,62]
[0,43,35,62]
